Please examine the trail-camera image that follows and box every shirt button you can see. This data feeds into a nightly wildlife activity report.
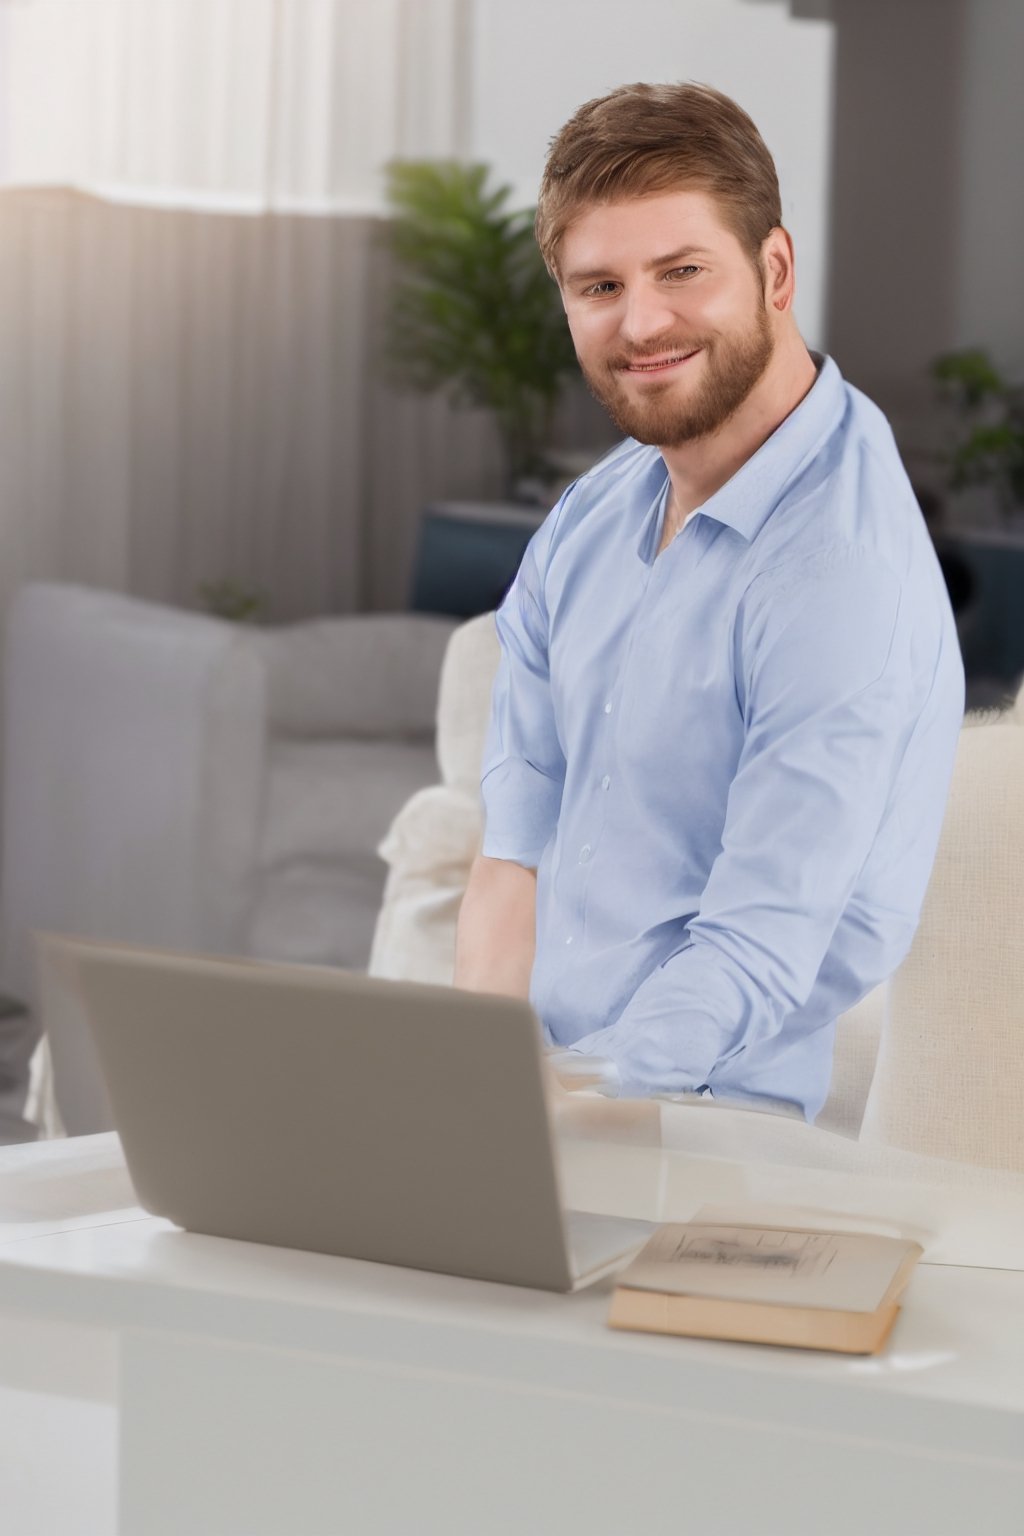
[579,844,592,864]
[565,935,574,946]
[601,775,611,791]
[603,701,613,714]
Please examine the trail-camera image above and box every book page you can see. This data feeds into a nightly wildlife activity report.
[617,1223,922,1313]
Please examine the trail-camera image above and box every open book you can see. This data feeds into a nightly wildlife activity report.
[608,1222,923,1355]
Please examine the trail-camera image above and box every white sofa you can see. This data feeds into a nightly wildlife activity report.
[0,583,457,1134]
[371,612,1024,1176]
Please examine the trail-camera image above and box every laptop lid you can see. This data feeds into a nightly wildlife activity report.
[55,940,648,1292]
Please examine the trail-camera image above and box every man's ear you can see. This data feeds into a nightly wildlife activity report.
[762,227,796,313]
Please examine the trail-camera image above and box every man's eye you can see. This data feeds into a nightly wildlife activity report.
[583,281,620,297]
[666,266,700,280]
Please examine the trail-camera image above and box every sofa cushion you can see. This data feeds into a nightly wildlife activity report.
[254,615,457,740]
[859,714,1024,1171]
[257,738,439,869]
[248,737,440,971]
[246,856,388,970]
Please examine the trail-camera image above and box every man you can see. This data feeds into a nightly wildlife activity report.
[453,82,963,1121]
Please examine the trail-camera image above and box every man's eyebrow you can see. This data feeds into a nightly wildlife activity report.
[644,246,713,270]
[563,246,713,285]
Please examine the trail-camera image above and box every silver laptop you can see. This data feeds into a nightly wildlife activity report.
[54,939,653,1292]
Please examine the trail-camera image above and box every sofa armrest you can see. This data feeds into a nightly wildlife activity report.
[0,583,267,1006]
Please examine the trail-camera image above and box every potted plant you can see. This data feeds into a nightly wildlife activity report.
[198,580,269,624]
[383,160,580,498]
[930,348,1024,521]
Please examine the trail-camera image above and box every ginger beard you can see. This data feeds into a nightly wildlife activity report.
[578,289,775,448]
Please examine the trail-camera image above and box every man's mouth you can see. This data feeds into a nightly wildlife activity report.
[621,348,701,375]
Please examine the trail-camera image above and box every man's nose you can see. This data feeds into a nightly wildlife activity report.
[618,284,680,348]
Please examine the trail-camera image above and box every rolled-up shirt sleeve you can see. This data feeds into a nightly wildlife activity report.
[480,508,567,868]
[571,546,922,1096]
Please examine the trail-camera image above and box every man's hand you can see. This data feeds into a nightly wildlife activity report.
[545,1048,621,1096]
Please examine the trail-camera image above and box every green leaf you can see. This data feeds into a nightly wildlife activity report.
[383,159,578,483]
[931,348,1006,410]
[930,347,1024,510]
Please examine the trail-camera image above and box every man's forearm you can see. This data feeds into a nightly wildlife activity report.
[453,853,537,998]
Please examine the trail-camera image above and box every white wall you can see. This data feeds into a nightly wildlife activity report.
[823,0,1023,437]
[956,0,1024,374]
[0,6,10,185]
[468,0,836,349]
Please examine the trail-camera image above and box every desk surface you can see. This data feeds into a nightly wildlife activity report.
[2,1133,1022,1536]
[1,1133,1022,1424]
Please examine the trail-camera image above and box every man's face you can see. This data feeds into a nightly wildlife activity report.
[558,189,775,448]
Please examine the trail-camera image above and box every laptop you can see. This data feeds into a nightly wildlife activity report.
[52,938,655,1292]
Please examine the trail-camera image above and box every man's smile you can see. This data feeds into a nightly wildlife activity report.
[621,348,702,376]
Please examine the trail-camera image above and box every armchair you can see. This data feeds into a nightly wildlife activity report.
[0,582,456,1133]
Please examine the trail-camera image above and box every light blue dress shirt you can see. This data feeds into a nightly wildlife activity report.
[480,355,964,1120]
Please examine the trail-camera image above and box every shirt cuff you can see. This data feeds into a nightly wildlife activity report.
[569,1009,721,1099]
[563,1047,622,1097]
[478,832,548,867]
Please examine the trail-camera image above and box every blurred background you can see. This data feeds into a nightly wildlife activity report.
[0,0,1020,660]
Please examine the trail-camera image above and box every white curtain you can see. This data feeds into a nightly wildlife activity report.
[0,0,469,206]
[0,0,509,630]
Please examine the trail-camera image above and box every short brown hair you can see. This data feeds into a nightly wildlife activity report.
[536,82,782,278]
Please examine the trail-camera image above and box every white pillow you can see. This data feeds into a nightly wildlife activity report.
[435,613,501,793]
[368,784,481,985]
[368,615,497,985]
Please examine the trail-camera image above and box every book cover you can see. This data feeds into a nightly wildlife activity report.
[608,1222,923,1354]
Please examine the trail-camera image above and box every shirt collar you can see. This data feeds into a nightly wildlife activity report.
[658,352,847,547]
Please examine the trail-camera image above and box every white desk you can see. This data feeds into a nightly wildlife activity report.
[0,1133,1022,1536]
